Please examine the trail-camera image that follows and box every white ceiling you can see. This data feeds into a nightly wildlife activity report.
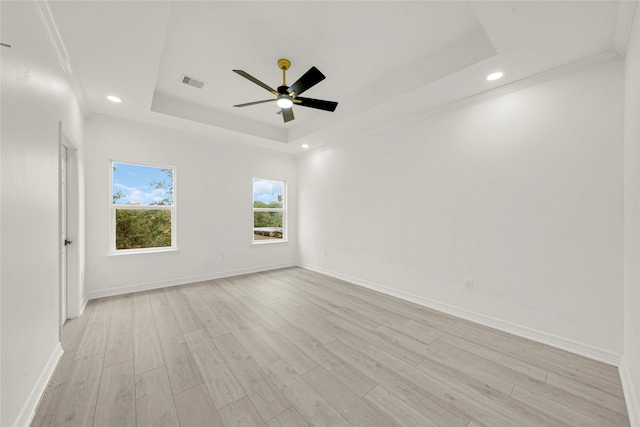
[47,1,624,153]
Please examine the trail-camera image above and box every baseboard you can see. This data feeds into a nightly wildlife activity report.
[13,342,63,427]
[79,295,88,316]
[620,356,640,427]
[86,261,296,300]
[299,262,621,366]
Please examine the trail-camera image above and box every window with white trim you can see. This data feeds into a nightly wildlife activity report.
[253,178,286,242]
[111,161,176,253]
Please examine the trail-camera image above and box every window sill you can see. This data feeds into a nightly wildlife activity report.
[252,239,288,245]
[108,247,179,257]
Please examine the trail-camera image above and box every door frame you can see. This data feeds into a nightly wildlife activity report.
[59,122,80,337]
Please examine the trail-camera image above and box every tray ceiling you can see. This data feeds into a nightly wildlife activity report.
[47,1,621,152]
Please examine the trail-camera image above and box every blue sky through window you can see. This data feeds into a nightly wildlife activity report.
[253,178,284,204]
[112,162,173,205]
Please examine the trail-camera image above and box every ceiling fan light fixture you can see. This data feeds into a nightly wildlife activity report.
[276,96,293,109]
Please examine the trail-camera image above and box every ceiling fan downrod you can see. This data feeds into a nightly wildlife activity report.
[278,58,291,86]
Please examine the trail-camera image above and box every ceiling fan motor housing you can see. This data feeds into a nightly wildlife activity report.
[277,86,290,95]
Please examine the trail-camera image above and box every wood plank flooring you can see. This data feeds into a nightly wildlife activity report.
[32,267,630,427]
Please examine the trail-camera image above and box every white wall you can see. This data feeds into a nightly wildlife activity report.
[0,2,85,426]
[84,115,297,297]
[623,2,640,425]
[298,59,625,358]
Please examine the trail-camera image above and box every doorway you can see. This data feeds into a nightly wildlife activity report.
[59,123,80,338]
[61,145,68,327]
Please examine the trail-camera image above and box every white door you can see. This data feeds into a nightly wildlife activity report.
[61,146,68,326]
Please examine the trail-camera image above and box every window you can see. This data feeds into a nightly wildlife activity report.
[111,161,176,253]
[253,178,286,242]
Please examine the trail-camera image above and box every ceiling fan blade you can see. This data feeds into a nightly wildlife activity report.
[282,107,294,123]
[233,99,275,107]
[296,97,338,112]
[287,67,325,97]
[233,70,278,95]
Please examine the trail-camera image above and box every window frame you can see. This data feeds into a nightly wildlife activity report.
[109,160,177,255]
[252,177,287,244]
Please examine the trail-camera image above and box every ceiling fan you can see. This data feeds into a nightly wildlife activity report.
[233,59,338,123]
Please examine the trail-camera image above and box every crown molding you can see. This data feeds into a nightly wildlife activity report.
[298,49,622,158]
[31,0,90,115]
[434,50,621,118]
[614,0,639,56]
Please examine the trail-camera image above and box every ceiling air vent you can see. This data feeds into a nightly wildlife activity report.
[182,75,206,89]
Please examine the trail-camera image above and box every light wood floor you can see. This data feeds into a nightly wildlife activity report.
[32,267,630,427]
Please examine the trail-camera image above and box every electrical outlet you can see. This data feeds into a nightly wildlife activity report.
[465,279,474,290]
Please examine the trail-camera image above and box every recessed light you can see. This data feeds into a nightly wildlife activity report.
[486,72,504,81]
[301,144,310,149]
[107,95,122,103]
